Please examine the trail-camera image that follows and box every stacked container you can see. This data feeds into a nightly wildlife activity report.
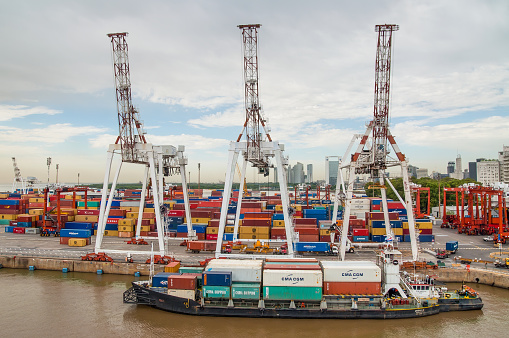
[321,261,381,295]
[205,259,263,300]
[202,271,232,299]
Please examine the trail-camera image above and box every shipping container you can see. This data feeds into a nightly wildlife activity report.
[164,261,181,273]
[202,271,232,286]
[168,274,196,290]
[179,266,204,274]
[167,289,196,299]
[205,259,262,283]
[202,285,231,299]
[231,283,261,300]
[152,272,181,287]
[60,229,92,238]
[321,261,381,283]
[263,269,322,287]
[323,281,381,295]
[263,286,322,301]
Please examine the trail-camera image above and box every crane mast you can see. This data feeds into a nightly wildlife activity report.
[108,32,147,164]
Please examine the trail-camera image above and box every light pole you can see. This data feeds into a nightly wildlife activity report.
[46,157,52,187]
[78,173,80,185]
[56,164,59,185]
[198,163,201,189]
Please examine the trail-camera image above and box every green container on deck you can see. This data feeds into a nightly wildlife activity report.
[77,201,100,207]
[263,286,322,301]
[232,283,260,300]
[313,206,326,210]
[179,267,204,274]
[202,285,230,299]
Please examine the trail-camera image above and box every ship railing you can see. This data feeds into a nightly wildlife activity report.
[400,276,422,306]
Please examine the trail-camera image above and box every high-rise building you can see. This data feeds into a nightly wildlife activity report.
[325,157,339,186]
[447,161,455,175]
[468,162,477,180]
[306,164,313,183]
[416,168,428,179]
[407,165,418,178]
[287,164,293,184]
[477,160,500,186]
[293,162,305,184]
[449,155,463,180]
[498,146,509,184]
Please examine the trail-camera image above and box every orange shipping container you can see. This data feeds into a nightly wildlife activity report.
[323,282,381,295]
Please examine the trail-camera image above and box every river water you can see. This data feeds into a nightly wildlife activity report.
[0,268,507,338]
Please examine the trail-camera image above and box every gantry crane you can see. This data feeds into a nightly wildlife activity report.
[95,32,193,257]
[334,24,419,261]
[11,157,38,194]
[214,24,296,258]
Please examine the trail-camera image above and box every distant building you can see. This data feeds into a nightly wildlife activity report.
[499,146,509,184]
[416,168,428,179]
[447,161,455,175]
[407,165,418,178]
[293,162,305,184]
[477,160,500,186]
[449,155,463,180]
[306,164,313,183]
[468,162,477,180]
[325,156,340,186]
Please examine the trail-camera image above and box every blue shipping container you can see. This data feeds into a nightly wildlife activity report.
[353,236,369,242]
[294,242,330,252]
[419,234,435,242]
[5,226,14,233]
[0,199,20,205]
[223,233,233,241]
[152,272,181,287]
[65,222,93,230]
[371,235,386,242]
[59,229,92,238]
[193,225,207,233]
[16,221,31,227]
[203,271,232,286]
[177,225,188,233]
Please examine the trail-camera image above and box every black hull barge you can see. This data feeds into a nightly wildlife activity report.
[125,282,441,319]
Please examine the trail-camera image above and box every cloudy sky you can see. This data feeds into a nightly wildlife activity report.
[1,0,508,185]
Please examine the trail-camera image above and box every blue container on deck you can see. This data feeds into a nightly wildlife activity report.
[272,214,285,220]
[419,234,435,242]
[203,271,232,287]
[223,233,233,241]
[294,242,330,252]
[177,225,188,233]
[5,226,14,233]
[111,200,121,207]
[152,272,181,287]
[104,223,117,230]
[59,229,92,238]
[65,222,93,230]
[371,220,385,228]
[193,224,207,233]
[227,206,237,214]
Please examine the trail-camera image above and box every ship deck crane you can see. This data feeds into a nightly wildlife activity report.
[95,32,193,258]
[214,24,296,258]
[334,24,419,261]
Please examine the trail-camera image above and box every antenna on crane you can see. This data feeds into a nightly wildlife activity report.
[214,24,296,258]
[334,24,419,262]
[95,32,193,259]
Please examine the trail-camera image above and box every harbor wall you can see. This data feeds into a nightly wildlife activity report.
[0,255,162,275]
[432,267,509,289]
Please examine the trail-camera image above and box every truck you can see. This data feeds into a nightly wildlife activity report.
[494,257,509,268]
[446,241,458,254]
[294,242,343,255]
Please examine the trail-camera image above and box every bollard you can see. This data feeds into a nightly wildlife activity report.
[29,266,36,271]
[97,269,103,275]
[134,271,141,277]
[62,268,69,273]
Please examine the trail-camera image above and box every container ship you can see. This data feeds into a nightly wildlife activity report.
[124,247,483,319]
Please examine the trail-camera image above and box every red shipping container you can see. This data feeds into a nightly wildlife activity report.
[243,212,273,219]
[78,209,100,216]
[13,227,25,234]
[242,202,264,208]
[206,234,218,240]
[177,232,188,238]
[109,209,126,217]
[0,205,22,210]
[323,282,381,295]
[168,210,185,217]
[139,231,149,236]
[208,219,220,227]
[403,229,410,235]
[107,218,120,224]
[368,212,399,220]
[0,209,20,214]
[191,210,212,218]
[299,234,319,242]
[419,229,433,235]
[197,233,206,240]
[264,264,321,270]
[271,235,286,240]
[294,218,317,225]
[350,219,365,226]
[295,227,319,235]
[353,229,369,236]
[168,274,197,290]
[319,235,331,242]
[147,232,158,237]
[387,202,405,209]
[9,221,18,227]
[270,228,286,236]
[265,258,318,263]
[242,219,270,227]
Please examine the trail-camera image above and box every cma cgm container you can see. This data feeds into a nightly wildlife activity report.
[205,259,262,283]
[263,286,322,301]
[231,283,261,300]
[202,271,232,286]
[321,261,381,295]
[263,269,322,287]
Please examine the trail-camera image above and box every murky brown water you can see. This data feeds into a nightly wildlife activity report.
[0,268,507,337]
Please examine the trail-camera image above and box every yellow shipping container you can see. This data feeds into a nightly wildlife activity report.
[145,208,155,213]
[0,193,9,199]
[118,218,135,226]
[238,233,270,240]
[68,238,87,247]
[416,222,433,230]
[64,195,73,200]
[275,205,283,211]
[118,231,134,238]
[192,217,210,224]
[29,197,44,203]
[393,228,403,236]
[164,262,181,273]
[104,230,119,236]
[320,229,331,236]
[371,228,387,236]
[0,214,17,220]
[126,212,138,219]
[148,218,155,225]
[119,225,134,232]
[402,222,409,229]
[139,225,150,232]
[29,209,44,216]
[75,215,99,222]
[77,206,98,210]
[273,220,285,227]
[225,226,235,233]
[206,227,218,234]
[239,226,270,235]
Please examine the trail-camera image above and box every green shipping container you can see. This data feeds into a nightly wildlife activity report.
[232,283,260,300]
[202,285,230,299]
[179,267,204,274]
[0,219,11,225]
[77,201,100,207]
[263,286,322,301]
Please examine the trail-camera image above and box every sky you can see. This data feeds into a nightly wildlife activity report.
[1,0,508,185]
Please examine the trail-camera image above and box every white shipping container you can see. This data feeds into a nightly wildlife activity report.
[263,269,322,287]
[351,199,371,205]
[119,201,140,207]
[206,259,263,282]
[321,261,381,283]
[167,289,196,299]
